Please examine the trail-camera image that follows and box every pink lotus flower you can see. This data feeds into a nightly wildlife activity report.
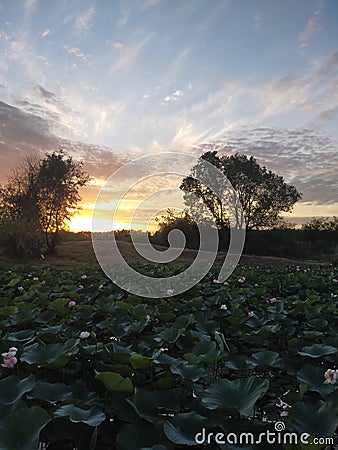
[220,304,228,310]
[68,300,76,308]
[332,278,337,283]
[213,279,221,284]
[1,347,18,368]
[1,356,17,368]
[224,281,229,286]
[254,283,259,287]
[268,297,277,304]
[17,286,24,292]
[166,289,174,295]
[238,277,245,283]
[81,275,87,279]
[78,285,84,289]
[247,310,255,317]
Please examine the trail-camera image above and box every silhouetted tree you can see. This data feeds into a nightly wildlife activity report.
[0,150,89,252]
[180,151,302,230]
[0,154,41,226]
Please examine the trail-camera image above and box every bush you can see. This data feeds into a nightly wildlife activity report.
[153,214,200,250]
[0,219,44,257]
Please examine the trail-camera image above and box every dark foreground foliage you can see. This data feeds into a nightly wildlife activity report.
[0,264,337,449]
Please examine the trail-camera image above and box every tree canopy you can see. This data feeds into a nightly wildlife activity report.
[180,151,302,230]
[0,150,89,252]
[302,216,338,231]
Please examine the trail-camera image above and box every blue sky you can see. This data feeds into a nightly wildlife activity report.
[0,0,337,230]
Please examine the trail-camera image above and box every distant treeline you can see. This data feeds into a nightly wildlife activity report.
[28,220,338,263]
[151,229,337,261]
[62,218,338,262]
[151,216,338,262]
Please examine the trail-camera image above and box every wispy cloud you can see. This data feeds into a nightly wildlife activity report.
[163,89,183,103]
[91,102,125,135]
[260,75,309,118]
[7,34,49,83]
[298,4,322,50]
[111,41,124,51]
[161,47,190,87]
[40,28,50,38]
[0,30,12,41]
[171,121,212,147]
[34,85,58,102]
[24,0,38,18]
[318,105,338,122]
[142,0,163,8]
[160,44,338,150]
[19,84,82,137]
[110,32,155,73]
[197,1,230,31]
[0,98,127,180]
[253,14,262,30]
[65,45,91,64]
[0,99,58,182]
[74,5,95,33]
[118,8,131,28]
[199,126,338,206]
[1,95,337,217]
[313,49,338,75]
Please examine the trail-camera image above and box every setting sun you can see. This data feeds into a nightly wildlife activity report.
[68,213,130,233]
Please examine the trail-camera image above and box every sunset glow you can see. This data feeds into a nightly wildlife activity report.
[0,1,337,223]
[68,214,129,233]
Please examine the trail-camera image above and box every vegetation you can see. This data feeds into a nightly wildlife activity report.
[303,216,338,231]
[0,149,336,449]
[0,151,89,255]
[0,264,337,448]
[155,210,200,250]
[153,215,338,262]
[180,151,302,230]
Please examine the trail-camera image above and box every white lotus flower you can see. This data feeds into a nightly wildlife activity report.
[324,369,338,384]
[80,331,90,339]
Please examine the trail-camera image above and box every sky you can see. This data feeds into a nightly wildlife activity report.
[0,0,337,231]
